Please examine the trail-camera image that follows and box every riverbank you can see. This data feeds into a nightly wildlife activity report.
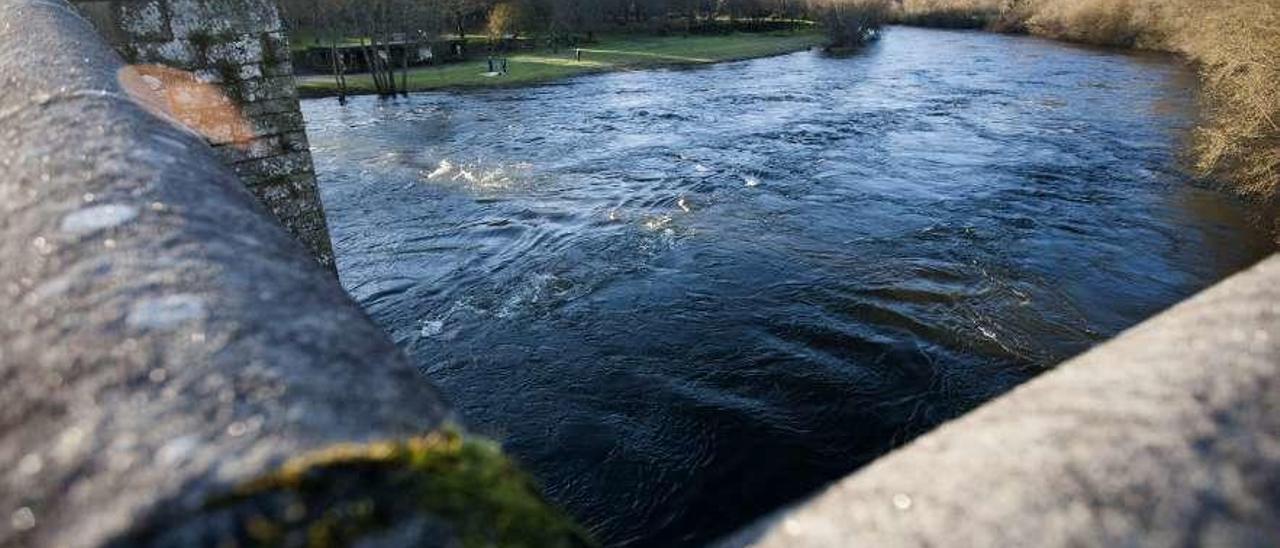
[295,30,824,98]
[893,0,1279,215]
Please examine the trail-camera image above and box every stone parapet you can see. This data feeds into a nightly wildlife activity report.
[73,0,334,268]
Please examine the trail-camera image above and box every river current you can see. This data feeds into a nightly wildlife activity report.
[302,26,1273,546]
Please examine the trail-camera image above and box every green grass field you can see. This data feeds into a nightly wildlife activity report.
[295,31,824,97]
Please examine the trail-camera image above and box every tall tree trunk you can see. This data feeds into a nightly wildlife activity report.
[375,3,396,97]
[330,37,346,105]
[359,38,381,94]
[381,33,397,96]
[401,37,410,97]
[336,37,348,101]
[371,35,384,94]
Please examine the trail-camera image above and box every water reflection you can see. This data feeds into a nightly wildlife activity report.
[303,27,1273,547]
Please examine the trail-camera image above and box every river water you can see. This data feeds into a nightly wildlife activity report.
[302,26,1273,546]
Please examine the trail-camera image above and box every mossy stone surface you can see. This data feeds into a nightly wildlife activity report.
[121,429,595,547]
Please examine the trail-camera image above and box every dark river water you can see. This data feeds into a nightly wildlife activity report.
[302,26,1273,547]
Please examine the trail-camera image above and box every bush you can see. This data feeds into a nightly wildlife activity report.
[813,0,894,49]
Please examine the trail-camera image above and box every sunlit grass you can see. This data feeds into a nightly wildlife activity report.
[518,56,611,68]
[296,31,824,97]
[577,49,712,63]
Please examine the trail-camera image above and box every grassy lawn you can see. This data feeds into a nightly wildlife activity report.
[296,30,824,97]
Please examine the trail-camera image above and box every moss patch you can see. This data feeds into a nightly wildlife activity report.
[261,32,284,71]
[120,429,594,547]
[212,59,245,100]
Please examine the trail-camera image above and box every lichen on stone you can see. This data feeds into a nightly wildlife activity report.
[186,29,239,63]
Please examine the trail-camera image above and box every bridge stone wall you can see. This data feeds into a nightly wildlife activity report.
[73,0,334,268]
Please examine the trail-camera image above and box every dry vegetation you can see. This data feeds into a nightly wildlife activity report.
[894,0,1280,206]
[1167,1,1279,201]
[896,0,1004,28]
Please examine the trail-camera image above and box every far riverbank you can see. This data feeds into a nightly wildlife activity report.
[295,31,824,98]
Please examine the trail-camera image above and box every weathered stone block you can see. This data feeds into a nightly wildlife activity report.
[132,38,197,68]
[281,130,309,153]
[190,61,262,84]
[241,97,301,117]
[212,135,281,162]
[238,75,298,102]
[116,0,171,41]
[167,0,279,38]
[251,174,314,207]
[206,33,264,65]
[233,151,314,182]
[246,109,306,137]
[252,172,328,226]
[236,61,263,81]
[191,67,221,83]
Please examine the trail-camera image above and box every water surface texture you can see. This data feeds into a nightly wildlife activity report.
[303,27,1273,546]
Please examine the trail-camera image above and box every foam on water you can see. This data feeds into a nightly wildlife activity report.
[422,158,530,191]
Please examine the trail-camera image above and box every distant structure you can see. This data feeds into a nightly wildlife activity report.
[73,0,334,268]
[299,38,468,72]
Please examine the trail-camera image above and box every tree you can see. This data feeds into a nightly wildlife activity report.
[810,0,891,48]
[487,1,525,42]
[441,0,495,38]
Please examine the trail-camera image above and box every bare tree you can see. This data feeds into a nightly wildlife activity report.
[810,0,891,48]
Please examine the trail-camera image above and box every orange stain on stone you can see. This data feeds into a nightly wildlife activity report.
[118,64,254,148]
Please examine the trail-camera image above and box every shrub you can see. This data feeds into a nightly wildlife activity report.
[812,0,894,48]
